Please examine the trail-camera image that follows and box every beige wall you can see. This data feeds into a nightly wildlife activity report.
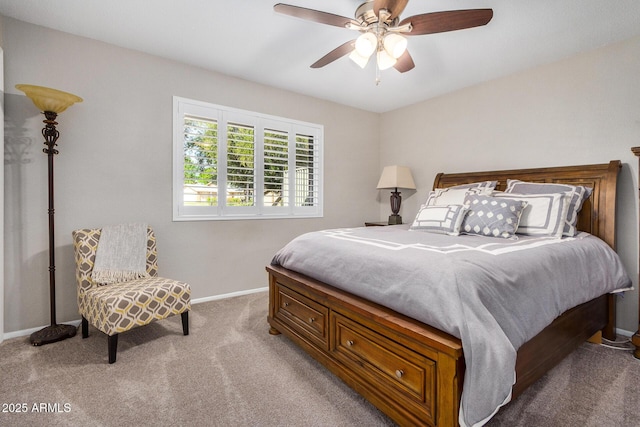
[2,17,381,333]
[379,36,640,332]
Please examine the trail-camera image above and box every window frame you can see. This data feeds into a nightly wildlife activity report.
[173,96,324,221]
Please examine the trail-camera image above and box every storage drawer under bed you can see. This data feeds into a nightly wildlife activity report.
[330,312,437,423]
[272,282,329,350]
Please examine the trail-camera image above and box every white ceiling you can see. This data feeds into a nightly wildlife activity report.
[1,0,639,113]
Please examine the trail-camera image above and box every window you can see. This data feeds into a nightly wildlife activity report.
[173,97,323,220]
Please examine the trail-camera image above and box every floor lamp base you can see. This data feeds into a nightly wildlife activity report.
[30,323,77,346]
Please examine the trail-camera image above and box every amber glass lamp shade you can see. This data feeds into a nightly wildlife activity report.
[15,84,83,113]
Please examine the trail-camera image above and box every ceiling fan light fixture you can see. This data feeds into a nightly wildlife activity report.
[273,2,494,79]
[383,33,407,59]
[376,49,397,70]
[354,32,377,57]
[349,50,371,68]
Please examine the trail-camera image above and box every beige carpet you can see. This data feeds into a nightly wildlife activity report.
[0,291,638,426]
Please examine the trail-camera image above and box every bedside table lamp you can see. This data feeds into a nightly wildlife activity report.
[377,165,416,225]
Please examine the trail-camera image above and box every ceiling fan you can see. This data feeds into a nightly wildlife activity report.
[274,0,493,80]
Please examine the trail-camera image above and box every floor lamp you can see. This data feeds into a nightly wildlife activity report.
[16,84,83,346]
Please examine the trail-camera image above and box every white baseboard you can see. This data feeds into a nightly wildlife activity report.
[191,286,268,305]
[616,328,635,338]
[3,287,269,340]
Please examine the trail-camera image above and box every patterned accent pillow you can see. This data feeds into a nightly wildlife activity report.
[426,181,497,206]
[504,180,592,237]
[462,194,528,239]
[493,192,571,239]
[410,204,469,236]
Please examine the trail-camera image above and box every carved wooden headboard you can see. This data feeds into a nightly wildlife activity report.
[432,161,621,249]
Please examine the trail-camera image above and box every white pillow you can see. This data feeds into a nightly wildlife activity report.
[504,180,592,237]
[493,192,571,238]
[410,204,469,236]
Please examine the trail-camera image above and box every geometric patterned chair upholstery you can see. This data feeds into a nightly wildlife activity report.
[72,227,191,364]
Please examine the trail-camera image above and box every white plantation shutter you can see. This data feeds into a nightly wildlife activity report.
[173,97,323,220]
[295,132,318,208]
[263,128,289,207]
[225,121,255,208]
[182,115,218,207]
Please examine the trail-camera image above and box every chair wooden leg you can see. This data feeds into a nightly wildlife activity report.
[181,311,189,336]
[81,317,89,339]
[108,334,118,364]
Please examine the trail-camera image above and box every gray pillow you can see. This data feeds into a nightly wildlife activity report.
[410,204,469,236]
[504,180,592,237]
[462,194,528,239]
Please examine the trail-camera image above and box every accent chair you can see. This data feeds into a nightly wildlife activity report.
[72,226,191,363]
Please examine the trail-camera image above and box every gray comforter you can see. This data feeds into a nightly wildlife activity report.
[271,225,631,427]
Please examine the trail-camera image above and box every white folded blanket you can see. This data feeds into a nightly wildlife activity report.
[92,223,150,285]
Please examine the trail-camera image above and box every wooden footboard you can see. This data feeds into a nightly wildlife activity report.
[267,264,464,426]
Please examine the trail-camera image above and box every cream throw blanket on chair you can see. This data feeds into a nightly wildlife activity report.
[92,223,150,285]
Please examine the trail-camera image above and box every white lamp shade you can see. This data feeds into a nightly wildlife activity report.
[349,50,371,68]
[376,165,416,190]
[383,33,407,59]
[376,49,397,70]
[355,32,377,57]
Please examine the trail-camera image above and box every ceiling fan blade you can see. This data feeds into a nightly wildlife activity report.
[274,3,356,28]
[393,49,415,73]
[310,40,356,68]
[400,9,493,35]
[373,0,409,21]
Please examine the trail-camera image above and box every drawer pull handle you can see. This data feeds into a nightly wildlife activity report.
[395,369,404,379]
[283,302,290,307]
[346,340,354,347]
[309,317,315,323]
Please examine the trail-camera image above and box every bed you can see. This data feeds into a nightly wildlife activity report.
[266,160,629,427]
